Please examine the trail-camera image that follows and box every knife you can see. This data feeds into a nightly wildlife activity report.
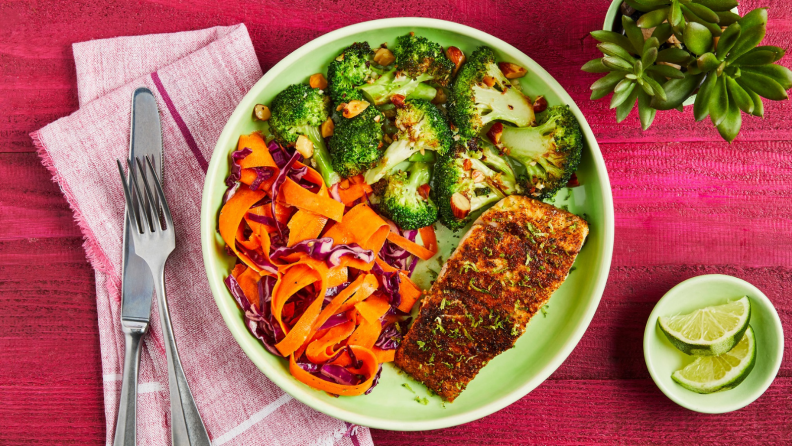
[113,87,163,446]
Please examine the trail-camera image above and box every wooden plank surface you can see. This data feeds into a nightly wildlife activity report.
[0,0,790,444]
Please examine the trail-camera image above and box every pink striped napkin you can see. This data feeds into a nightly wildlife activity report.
[31,24,373,446]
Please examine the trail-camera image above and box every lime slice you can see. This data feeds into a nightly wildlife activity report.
[671,326,756,394]
[658,296,751,356]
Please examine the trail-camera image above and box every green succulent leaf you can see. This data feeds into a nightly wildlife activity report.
[598,42,636,62]
[686,2,720,24]
[642,74,667,101]
[753,46,787,62]
[638,8,671,28]
[651,73,705,109]
[716,23,741,60]
[709,74,729,126]
[624,0,663,12]
[637,90,657,130]
[738,70,789,100]
[591,30,635,52]
[681,5,723,36]
[646,64,685,79]
[642,47,658,68]
[611,81,637,108]
[732,49,781,66]
[591,71,627,90]
[623,16,646,55]
[652,23,674,43]
[616,86,640,122]
[725,75,755,114]
[726,8,768,63]
[741,65,792,90]
[716,10,741,26]
[657,48,693,64]
[683,22,713,55]
[670,3,685,27]
[603,56,635,71]
[696,0,739,12]
[591,88,614,100]
[716,91,742,142]
[697,52,721,72]
[582,58,610,73]
[742,85,765,117]
[694,72,718,121]
[614,78,634,94]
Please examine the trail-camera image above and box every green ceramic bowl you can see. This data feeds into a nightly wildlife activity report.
[200,18,614,430]
[644,274,784,413]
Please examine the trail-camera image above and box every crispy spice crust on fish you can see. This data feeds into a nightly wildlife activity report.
[395,196,589,401]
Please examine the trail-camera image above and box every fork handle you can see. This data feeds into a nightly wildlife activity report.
[152,263,211,446]
[113,320,147,446]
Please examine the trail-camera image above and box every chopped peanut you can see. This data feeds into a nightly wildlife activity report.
[295,135,314,158]
[321,118,335,138]
[532,96,548,113]
[341,100,369,118]
[482,75,496,87]
[462,158,472,171]
[451,193,471,219]
[471,170,485,183]
[373,47,396,66]
[391,94,406,109]
[309,73,328,90]
[487,122,503,144]
[498,62,527,79]
[418,184,431,200]
[253,104,271,121]
[445,46,465,75]
[432,88,447,105]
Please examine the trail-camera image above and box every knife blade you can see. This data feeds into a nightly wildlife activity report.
[113,87,164,446]
[121,88,163,322]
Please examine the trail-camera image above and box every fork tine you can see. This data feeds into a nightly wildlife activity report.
[117,160,141,234]
[145,155,173,229]
[130,158,155,233]
[135,157,160,231]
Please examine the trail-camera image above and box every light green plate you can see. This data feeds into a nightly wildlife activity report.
[644,274,784,413]
[200,18,614,431]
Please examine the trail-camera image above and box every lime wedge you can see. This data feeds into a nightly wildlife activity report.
[671,326,756,394]
[658,296,751,356]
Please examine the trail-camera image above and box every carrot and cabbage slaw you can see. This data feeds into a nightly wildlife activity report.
[219,132,436,396]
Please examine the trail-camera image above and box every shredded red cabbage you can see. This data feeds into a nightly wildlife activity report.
[270,237,375,268]
[270,151,301,239]
[268,141,291,168]
[319,313,349,331]
[235,241,278,275]
[374,322,403,350]
[328,183,343,203]
[321,364,361,386]
[371,262,401,307]
[245,213,278,228]
[226,148,252,187]
[249,166,276,191]
[364,365,383,395]
[224,274,282,356]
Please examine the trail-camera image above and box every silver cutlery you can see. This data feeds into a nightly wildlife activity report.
[114,88,162,446]
[116,155,211,446]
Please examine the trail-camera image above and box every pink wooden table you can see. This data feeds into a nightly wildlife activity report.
[1,0,790,444]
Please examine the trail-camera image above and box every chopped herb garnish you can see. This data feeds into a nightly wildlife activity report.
[417,340,427,351]
[469,277,491,294]
[483,246,493,256]
[402,383,415,394]
[440,298,447,309]
[525,253,532,266]
[461,261,479,274]
[463,327,473,340]
[541,304,550,317]
[415,396,429,405]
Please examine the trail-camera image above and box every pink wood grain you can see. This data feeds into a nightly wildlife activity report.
[1,0,790,444]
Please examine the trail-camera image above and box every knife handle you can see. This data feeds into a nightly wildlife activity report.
[113,320,147,446]
[151,263,212,446]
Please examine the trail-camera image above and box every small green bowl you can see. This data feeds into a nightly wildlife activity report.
[644,274,784,413]
[201,18,615,430]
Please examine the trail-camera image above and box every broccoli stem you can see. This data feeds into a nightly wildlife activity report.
[359,69,434,105]
[301,126,341,186]
[407,162,432,189]
[498,120,555,167]
[363,137,414,184]
[409,83,438,101]
[473,85,534,128]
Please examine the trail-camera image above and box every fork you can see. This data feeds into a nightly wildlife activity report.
[117,156,211,446]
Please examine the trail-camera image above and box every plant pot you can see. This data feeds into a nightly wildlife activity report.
[603,0,696,106]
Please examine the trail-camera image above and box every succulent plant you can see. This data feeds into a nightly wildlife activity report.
[584,3,792,141]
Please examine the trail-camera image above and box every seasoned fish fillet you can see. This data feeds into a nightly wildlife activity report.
[395,195,589,401]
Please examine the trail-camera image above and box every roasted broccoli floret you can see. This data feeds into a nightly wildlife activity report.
[328,106,385,178]
[379,162,437,230]
[363,99,452,184]
[494,105,583,199]
[433,141,519,231]
[449,46,535,139]
[327,35,454,106]
[269,83,340,186]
